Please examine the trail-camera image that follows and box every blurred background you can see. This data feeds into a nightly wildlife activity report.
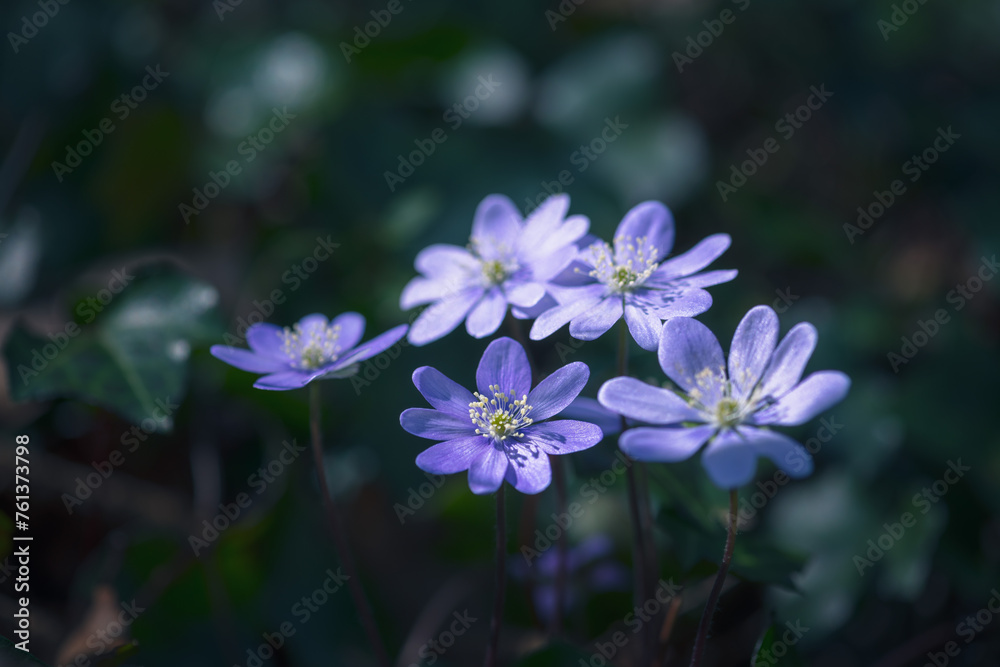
[1,0,998,665]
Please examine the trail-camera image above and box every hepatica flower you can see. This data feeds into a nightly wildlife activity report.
[530,201,736,351]
[401,194,589,346]
[210,313,407,390]
[400,337,602,494]
[597,306,850,488]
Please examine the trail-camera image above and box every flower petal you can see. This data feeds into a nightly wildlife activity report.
[679,269,738,288]
[253,370,318,391]
[246,323,288,359]
[505,281,546,309]
[210,345,288,374]
[757,322,818,399]
[620,425,715,462]
[557,397,622,437]
[624,302,662,351]
[657,317,726,405]
[643,287,714,320]
[753,371,850,426]
[466,287,508,338]
[472,194,521,257]
[297,313,329,335]
[728,305,779,401]
[412,366,476,417]
[529,286,604,341]
[700,430,757,489]
[330,312,366,351]
[415,436,487,474]
[415,244,479,278]
[476,337,532,397]
[523,420,603,455]
[527,362,590,420]
[400,408,474,440]
[649,234,731,283]
[568,297,622,341]
[334,324,408,367]
[738,427,813,478]
[504,446,552,494]
[408,288,484,346]
[597,376,702,424]
[614,201,675,263]
[469,445,509,495]
[401,277,455,309]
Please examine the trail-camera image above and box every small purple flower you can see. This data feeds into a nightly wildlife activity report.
[530,201,736,351]
[400,337,603,495]
[510,535,629,624]
[210,313,408,391]
[597,306,850,488]
[401,194,590,346]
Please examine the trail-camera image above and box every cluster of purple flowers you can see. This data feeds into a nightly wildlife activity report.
[212,192,848,494]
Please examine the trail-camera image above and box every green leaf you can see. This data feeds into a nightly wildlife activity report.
[0,636,52,665]
[731,540,809,591]
[752,623,807,667]
[514,640,596,666]
[4,269,221,431]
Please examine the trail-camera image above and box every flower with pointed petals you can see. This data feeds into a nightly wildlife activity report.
[530,201,736,351]
[597,306,850,488]
[400,337,603,495]
[401,194,590,346]
[210,313,408,391]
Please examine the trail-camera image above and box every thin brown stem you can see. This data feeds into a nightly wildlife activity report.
[309,383,390,667]
[689,488,739,667]
[484,486,507,667]
[551,454,568,636]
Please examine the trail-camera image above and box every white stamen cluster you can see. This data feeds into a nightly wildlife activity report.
[469,385,534,442]
[281,322,342,370]
[469,237,519,287]
[585,235,659,293]
[685,366,766,429]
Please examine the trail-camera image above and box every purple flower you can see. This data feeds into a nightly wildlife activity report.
[400,337,603,495]
[529,201,736,351]
[510,534,629,624]
[597,306,850,489]
[210,313,408,391]
[401,194,590,346]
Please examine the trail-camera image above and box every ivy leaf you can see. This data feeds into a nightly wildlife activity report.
[4,270,221,431]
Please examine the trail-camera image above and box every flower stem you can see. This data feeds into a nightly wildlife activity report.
[551,454,568,636]
[618,318,651,664]
[309,383,390,667]
[485,485,507,667]
[689,488,739,667]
